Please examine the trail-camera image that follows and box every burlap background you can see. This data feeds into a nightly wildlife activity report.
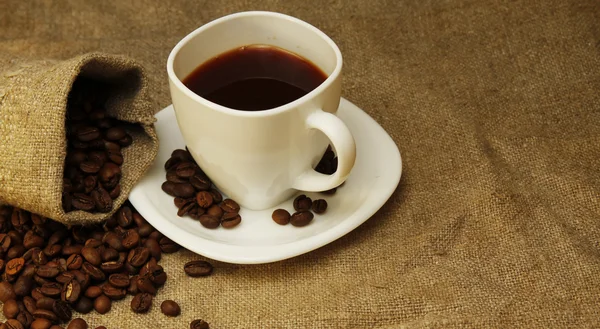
[1,0,599,328]
[0,53,159,225]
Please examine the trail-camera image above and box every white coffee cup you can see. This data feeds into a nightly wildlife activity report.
[167,11,356,210]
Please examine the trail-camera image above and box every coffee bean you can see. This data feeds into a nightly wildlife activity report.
[52,299,72,322]
[106,273,129,289]
[221,212,241,229]
[99,261,123,274]
[196,191,213,208]
[5,319,25,329]
[293,194,312,211]
[84,286,102,299]
[91,187,112,213]
[65,254,83,270]
[190,319,210,329]
[23,296,37,314]
[61,279,81,303]
[6,245,25,259]
[290,210,314,227]
[43,245,62,258]
[71,193,95,211]
[13,276,33,297]
[93,295,111,314]
[66,318,87,329]
[116,206,133,228]
[0,234,11,252]
[135,276,156,295]
[24,233,45,250]
[220,199,240,213]
[311,199,328,214]
[143,239,161,261]
[175,162,197,178]
[121,230,139,249]
[108,184,121,199]
[118,134,132,147]
[5,258,24,276]
[127,247,150,267]
[31,288,45,301]
[40,282,62,298]
[162,182,195,198]
[160,300,180,317]
[30,318,53,329]
[184,261,213,277]
[80,246,101,266]
[105,127,126,141]
[101,284,126,300]
[35,297,55,311]
[87,151,107,167]
[3,299,19,319]
[205,205,223,219]
[79,161,101,174]
[98,163,121,189]
[158,237,180,253]
[272,209,291,225]
[81,262,105,281]
[177,201,197,217]
[36,265,60,278]
[189,174,211,191]
[76,126,100,142]
[131,293,152,313]
[127,275,139,295]
[61,245,82,257]
[164,157,181,171]
[32,309,58,323]
[208,189,223,204]
[198,215,220,229]
[321,187,337,195]
[166,170,188,183]
[107,150,123,165]
[102,232,123,251]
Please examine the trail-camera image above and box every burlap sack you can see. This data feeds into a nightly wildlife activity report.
[0,53,158,225]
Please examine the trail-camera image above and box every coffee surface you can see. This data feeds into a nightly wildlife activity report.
[182,45,328,111]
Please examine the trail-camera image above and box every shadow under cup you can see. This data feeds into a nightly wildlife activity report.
[167,11,344,210]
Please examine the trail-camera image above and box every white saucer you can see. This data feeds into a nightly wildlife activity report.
[129,98,402,264]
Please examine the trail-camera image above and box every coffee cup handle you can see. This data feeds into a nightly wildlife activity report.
[292,109,356,192]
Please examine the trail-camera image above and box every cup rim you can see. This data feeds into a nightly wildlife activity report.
[166,11,343,117]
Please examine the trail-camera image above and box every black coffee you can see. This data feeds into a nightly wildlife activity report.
[182,45,328,111]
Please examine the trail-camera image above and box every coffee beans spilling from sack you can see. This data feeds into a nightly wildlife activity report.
[62,78,136,213]
[0,204,187,328]
[161,149,241,229]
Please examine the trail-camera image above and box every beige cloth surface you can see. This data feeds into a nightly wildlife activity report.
[1,0,600,328]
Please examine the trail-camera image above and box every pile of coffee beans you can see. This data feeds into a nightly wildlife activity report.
[161,149,241,229]
[62,78,136,213]
[0,203,184,328]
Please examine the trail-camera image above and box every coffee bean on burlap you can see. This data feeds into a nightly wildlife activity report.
[184,261,213,277]
[66,318,88,329]
[190,319,210,329]
[131,293,153,313]
[93,295,111,314]
[160,300,180,317]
